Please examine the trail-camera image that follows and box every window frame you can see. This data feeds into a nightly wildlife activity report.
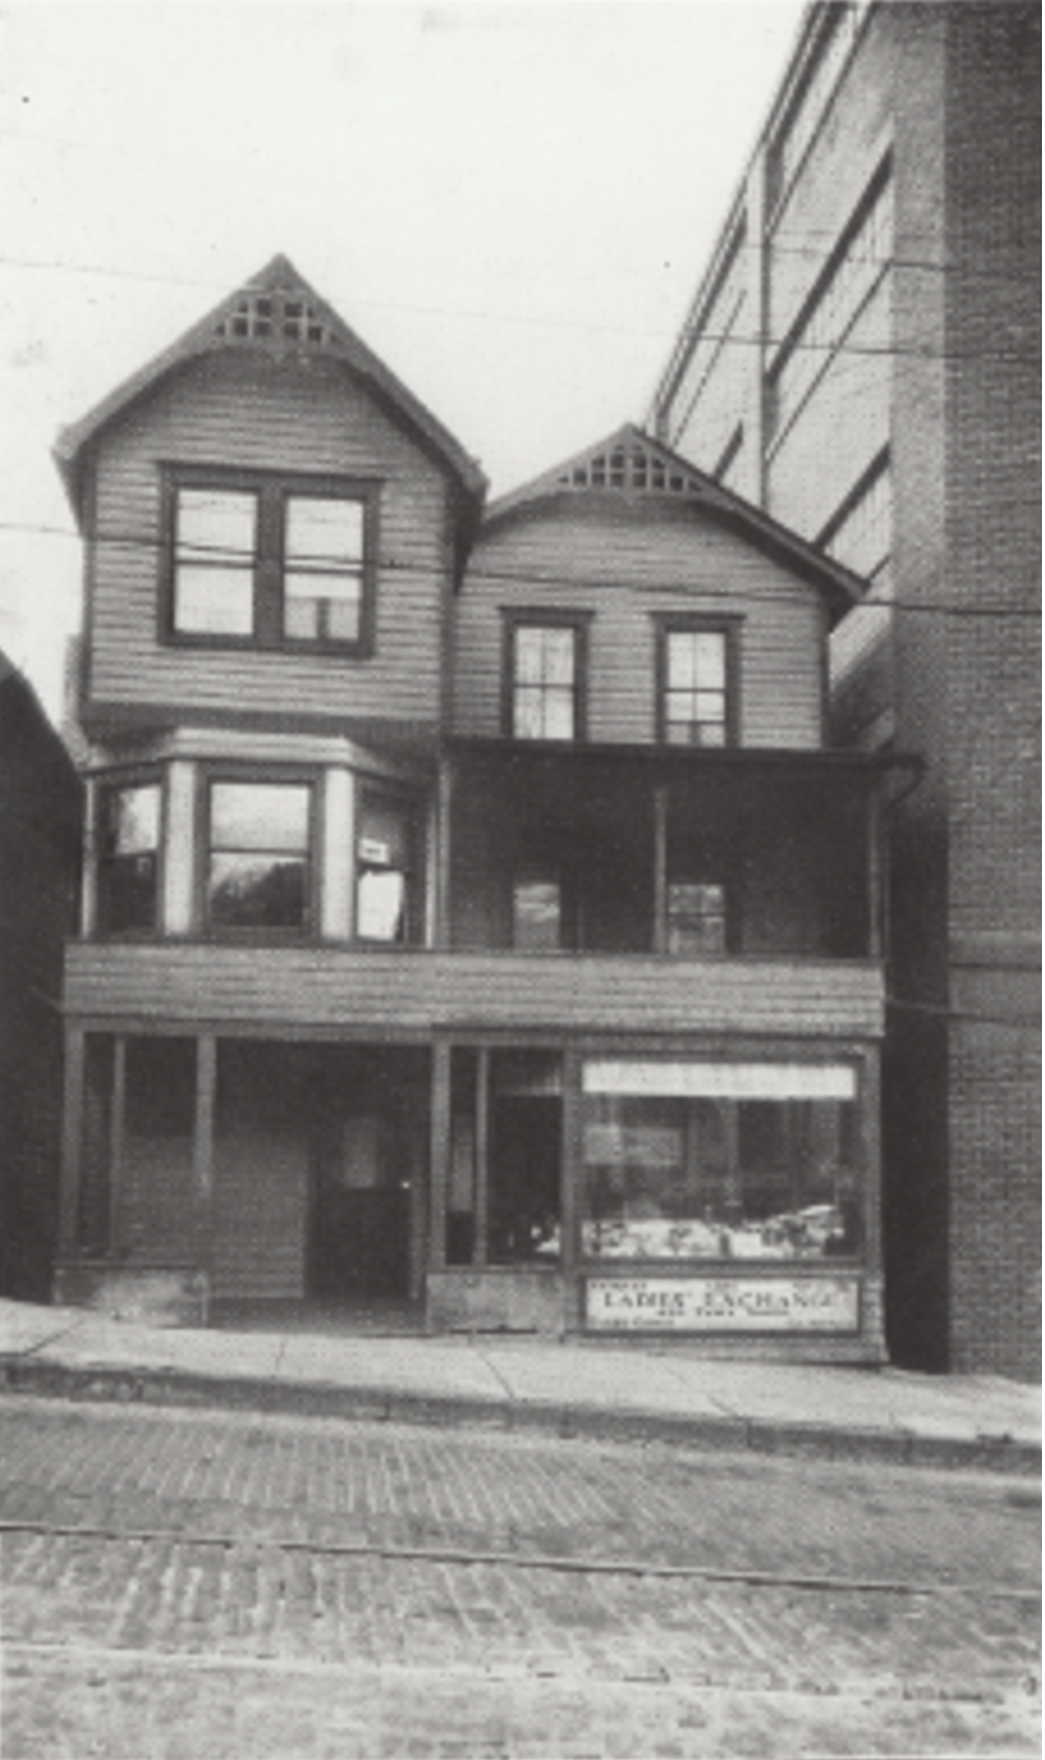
[162,465,379,657]
[198,767,319,941]
[654,616,741,749]
[355,784,423,947]
[95,769,166,938]
[501,610,592,743]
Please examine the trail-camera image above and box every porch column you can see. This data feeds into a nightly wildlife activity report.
[321,767,356,941]
[163,760,197,935]
[867,781,885,959]
[559,1046,581,1288]
[107,1037,127,1256]
[57,1025,86,1258]
[193,1035,217,1270]
[652,783,669,953]
[428,1038,451,1270]
[79,781,98,938]
[434,754,453,949]
[473,1047,490,1265]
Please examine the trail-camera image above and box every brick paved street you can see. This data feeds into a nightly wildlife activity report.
[1,1396,1039,1757]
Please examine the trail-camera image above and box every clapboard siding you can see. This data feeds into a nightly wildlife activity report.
[65,943,884,1039]
[453,500,826,747]
[86,352,450,730]
[211,1137,307,1300]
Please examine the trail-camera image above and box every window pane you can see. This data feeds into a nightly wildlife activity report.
[283,571,361,642]
[176,488,256,558]
[667,881,726,955]
[210,783,309,852]
[99,784,160,933]
[513,879,561,950]
[542,688,575,740]
[513,687,546,740]
[357,870,406,941]
[285,496,364,565]
[105,784,160,856]
[208,852,307,928]
[693,632,726,688]
[174,565,254,636]
[667,634,697,689]
[543,628,575,685]
[515,627,545,685]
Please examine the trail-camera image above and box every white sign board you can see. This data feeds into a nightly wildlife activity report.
[585,1277,860,1333]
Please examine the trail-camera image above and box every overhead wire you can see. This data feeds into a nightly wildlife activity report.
[0,518,1039,621]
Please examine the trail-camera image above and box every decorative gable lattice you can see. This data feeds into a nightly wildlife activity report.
[554,433,700,496]
[214,286,335,349]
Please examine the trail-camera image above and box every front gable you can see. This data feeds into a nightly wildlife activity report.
[64,259,486,744]
[454,427,851,751]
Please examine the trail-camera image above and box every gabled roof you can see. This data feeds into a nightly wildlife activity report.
[480,424,863,623]
[54,255,487,515]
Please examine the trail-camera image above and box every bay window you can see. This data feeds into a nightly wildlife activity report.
[206,779,312,931]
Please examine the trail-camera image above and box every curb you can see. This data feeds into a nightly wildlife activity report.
[1,1356,1039,1477]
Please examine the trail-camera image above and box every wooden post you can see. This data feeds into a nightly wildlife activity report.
[194,1027,216,1210]
[107,1036,127,1256]
[559,1046,580,1293]
[80,780,98,938]
[57,1026,86,1259]
[473,1047,490,1266]
[653,783,669,953]
[867,780,885,960]
[428,1039,451,1270]
[435,754,453,949]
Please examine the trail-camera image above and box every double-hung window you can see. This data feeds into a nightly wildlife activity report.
[658,620,737,747]
[168,470,375,653]
[505,616,588,741]
[206,779,312,932]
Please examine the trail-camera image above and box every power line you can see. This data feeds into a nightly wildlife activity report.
[0,518,1039,622]
[0,252,1040,359]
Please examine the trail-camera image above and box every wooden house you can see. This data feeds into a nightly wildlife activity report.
[54,258,901,1357]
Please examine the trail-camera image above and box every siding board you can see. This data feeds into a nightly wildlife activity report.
[65,943,884,1038]
[454,500,826,747]
[87,352,451,732]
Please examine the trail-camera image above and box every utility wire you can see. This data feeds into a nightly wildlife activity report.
[0,253,1040,358]
[0,519,1040,620]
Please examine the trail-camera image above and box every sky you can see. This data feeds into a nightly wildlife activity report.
[2,0,806,719]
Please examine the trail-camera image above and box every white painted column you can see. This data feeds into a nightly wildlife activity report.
[163,760,197,936]
[321,766,356,941]
[79,778,98,937]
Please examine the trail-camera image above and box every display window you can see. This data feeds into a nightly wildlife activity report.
[580,1060,860,1262]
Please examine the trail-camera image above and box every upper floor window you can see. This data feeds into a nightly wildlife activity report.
[666,879,728,956]
[512,874,564,951]
[98,780,161,933]
[657,621,736,747]
[505,616,588,741]
[168,470,375,654]
[206,779,312,932]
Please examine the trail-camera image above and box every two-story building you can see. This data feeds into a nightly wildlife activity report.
[53,257,903,1359]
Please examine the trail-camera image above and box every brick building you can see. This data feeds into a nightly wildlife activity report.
[649,1,1040,1377]
[51,256,904,1356]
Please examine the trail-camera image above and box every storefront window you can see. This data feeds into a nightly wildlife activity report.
[581,1060,860,1262]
